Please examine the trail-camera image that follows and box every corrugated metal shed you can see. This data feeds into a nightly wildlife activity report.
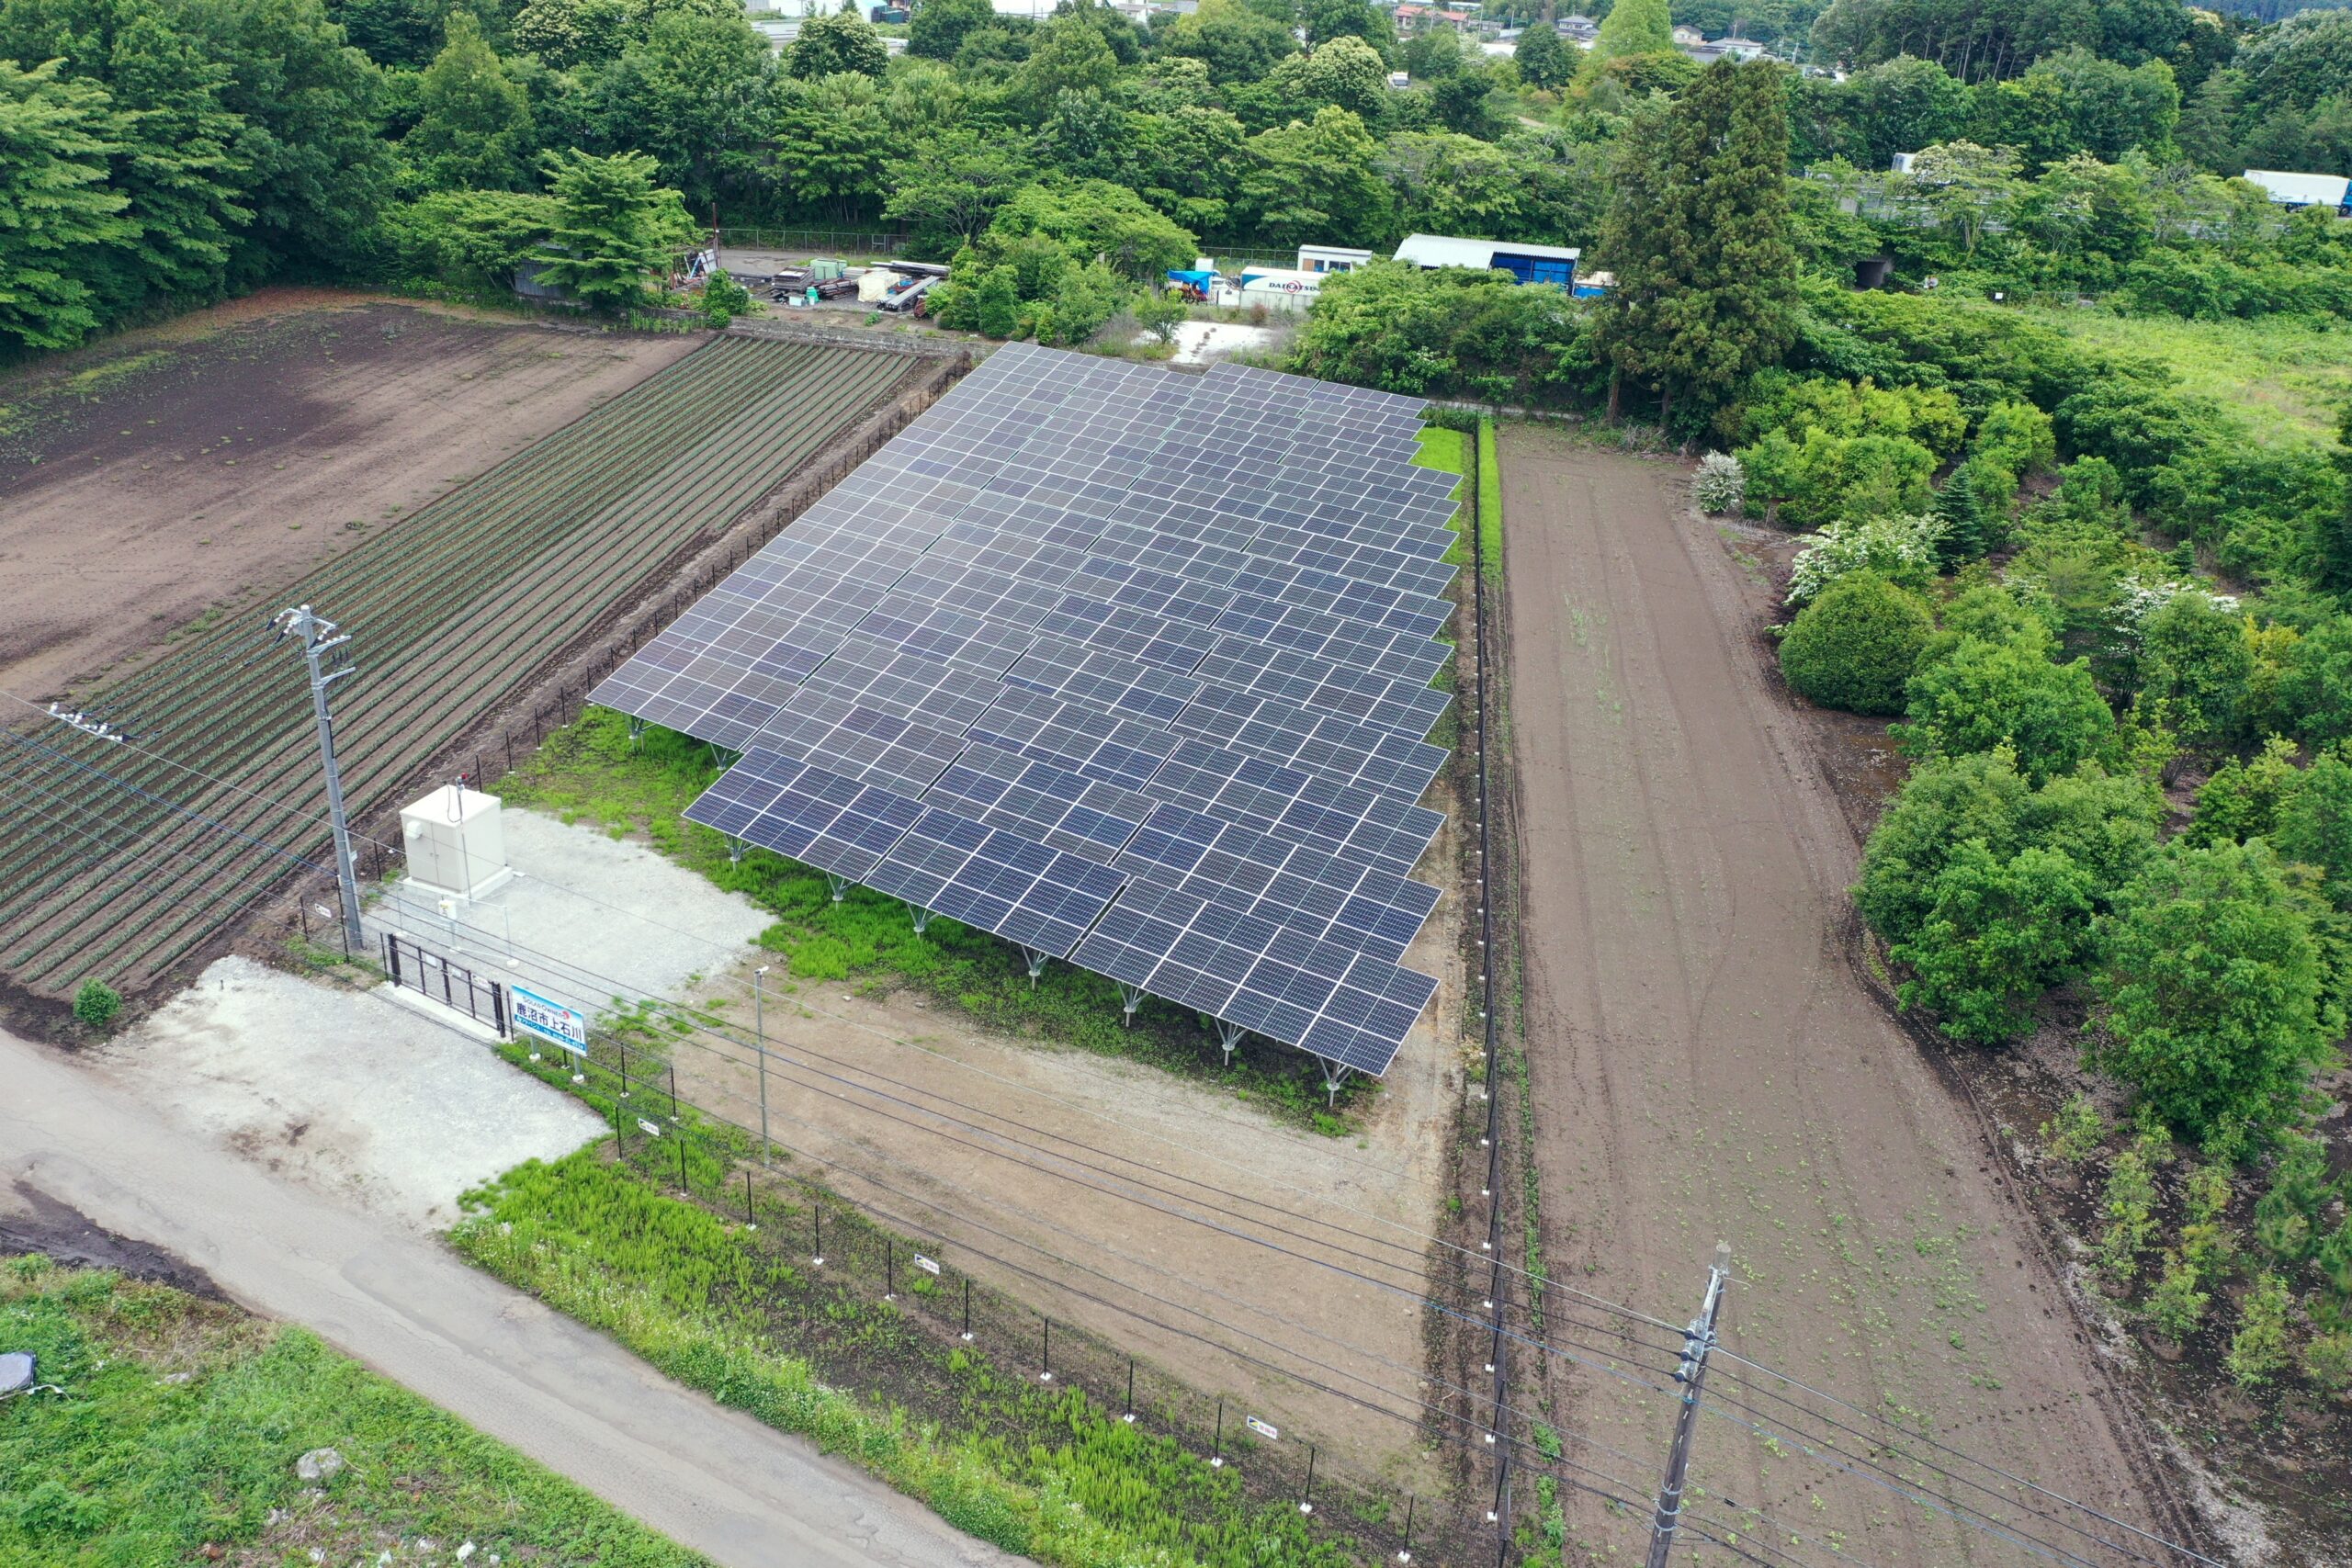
[2243,170,2352,209]
[1393,234,1582,269]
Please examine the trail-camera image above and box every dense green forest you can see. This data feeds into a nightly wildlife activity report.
[5,0,2352,351]
[4,0,2352,1395]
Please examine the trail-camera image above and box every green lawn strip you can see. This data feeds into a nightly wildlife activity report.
[450,1148,1377,1568]
[497,709,1369,1131]
[0,1256,707,1567]
[1475,421,1503,581]
[1415,423,1471,750]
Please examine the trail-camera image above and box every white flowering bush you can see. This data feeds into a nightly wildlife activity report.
[1692,451,1746,515]
[2110,573,2240,646]
[1785,513,1946,607]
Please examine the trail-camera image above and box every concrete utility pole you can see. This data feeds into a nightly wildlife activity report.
[1646,1241,1733,1568]
[270,604,364,953]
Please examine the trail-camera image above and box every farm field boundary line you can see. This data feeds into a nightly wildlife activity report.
[0,339,941,1014]
[96,344,920,987]
[3,342,894,986]
[1843,906,2213,1557]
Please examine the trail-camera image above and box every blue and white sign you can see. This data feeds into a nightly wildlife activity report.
[512,985,588,1053]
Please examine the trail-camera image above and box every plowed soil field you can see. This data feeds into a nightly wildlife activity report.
[0,292,696,700]
[1497,426,2199,1565]
[0,320,917,1004]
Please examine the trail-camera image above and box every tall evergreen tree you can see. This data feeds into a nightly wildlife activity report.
[1595,59,1798,428]
[1931,462,1991,566]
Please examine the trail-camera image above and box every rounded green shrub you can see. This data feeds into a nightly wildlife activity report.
[1778,571,1933,716]
[73,978,122,1031]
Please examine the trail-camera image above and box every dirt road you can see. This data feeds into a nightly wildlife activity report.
[1498,428,2188,1562]
[0,1024,1021,1568]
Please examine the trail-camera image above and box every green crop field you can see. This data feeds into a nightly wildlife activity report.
[0,336,914,1000]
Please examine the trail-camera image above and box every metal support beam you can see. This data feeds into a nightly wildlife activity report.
[825,872,851,903]
[1312,1057,1352,1107]
[628,716,647,748]
[728,835,744,865]
[910,905,933,935]
[1118,983,1144,1025]
[1215,1019,1248,1065]
[1021,947,1048,986]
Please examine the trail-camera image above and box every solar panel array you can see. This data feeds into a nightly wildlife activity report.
[593,343,1461,1076]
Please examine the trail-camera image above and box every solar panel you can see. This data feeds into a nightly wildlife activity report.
[685,750,924,882]
[600,341,1464,1077]
[866,807,1127,957]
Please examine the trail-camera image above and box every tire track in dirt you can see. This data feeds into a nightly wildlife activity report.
[1498,427,2185,1565]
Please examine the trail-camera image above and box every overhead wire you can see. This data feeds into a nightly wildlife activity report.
[572,950,2199,1568]
[0,761,314,923]
[0,726,326,876]
[367,877,1691,1359]
[6,682,1685,1348]
[1707,1351,2222,1567]
[376,897,2129,1568]
[544,1033,1865,1568]
[0,717,2214,1568]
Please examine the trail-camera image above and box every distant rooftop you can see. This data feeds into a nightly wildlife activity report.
[2243,169,2351,208]
[1393,234,1581,269]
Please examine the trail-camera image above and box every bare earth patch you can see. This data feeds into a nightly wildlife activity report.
[103,954,604,1229]
[368,806,1462,1482]
[1496,425,2199,1562]
[0,289,695,700]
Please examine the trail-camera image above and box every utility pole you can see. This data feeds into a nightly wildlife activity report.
[1646,1241,1732,1568]
[269,604,363,953]
[754,964,771,1162]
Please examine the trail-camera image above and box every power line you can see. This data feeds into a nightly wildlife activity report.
[542,1042,1860,1568]
[0,750,2213,1568]
[6,683,1678,1347]
[366,886,1691,1367]
[0,727,326,876]
[1,766,305,923]
[380,893,2177,1568]
[1707,1352,2222,1568]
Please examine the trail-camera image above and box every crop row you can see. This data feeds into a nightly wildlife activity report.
[0,336,912,995]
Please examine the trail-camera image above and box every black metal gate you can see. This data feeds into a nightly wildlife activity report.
[383,932,508,1037]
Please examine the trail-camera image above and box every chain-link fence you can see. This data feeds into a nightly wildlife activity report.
[718,227,907,259]
[493,1027,1473,1566]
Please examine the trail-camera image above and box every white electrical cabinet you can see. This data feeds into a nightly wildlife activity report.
[400,785,514,901]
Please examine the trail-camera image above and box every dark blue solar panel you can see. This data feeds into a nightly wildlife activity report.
[606,341,1459,1077]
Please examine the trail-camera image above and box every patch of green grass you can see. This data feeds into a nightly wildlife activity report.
[500,710,1370,1128]
[454,1151,1381,1568]
[2024,307,2352,446]
[1476,420,1504,578]
[1416,424,1473,572]
[0,1256,707,1566]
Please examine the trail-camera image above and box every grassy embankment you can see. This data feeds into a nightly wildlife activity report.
[0,1256,706,1566]
[451,1116,1411,1568]
[2026,307,2352,446]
